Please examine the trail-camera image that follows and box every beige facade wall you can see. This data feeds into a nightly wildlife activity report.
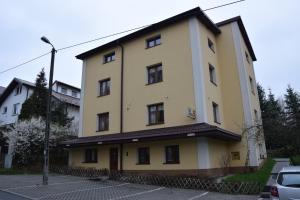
[123,138,198,170]
[123,20,196,132]
[69,138,198,170]
[199,22,226,129]
[83,48,121,136]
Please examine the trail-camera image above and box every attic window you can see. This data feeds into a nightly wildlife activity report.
[103,52,115,63]
[15,85,22,95]
[146,35,161,48]
[245,51,250,63]
[208,38,215,53]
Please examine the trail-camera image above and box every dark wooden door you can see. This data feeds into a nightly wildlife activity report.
[109,148,118,171]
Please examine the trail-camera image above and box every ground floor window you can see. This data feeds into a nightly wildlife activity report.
[165,145,179,164]
[84,149,97,163]
[137,147,150,164]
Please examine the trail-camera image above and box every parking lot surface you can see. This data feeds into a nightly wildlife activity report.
[0,174,259,200]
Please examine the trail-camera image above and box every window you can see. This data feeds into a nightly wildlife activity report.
[14,85,22,95]
[61,87,67,94]
[254,109,258,122]
[165,145,179,164]
[209,64,217,85]
[249,76,255,94]
[148,103,164,125]
[208,38,215,53]
[147,64,163,84]
[12,103,20,115]
[137,147,150,165]
[71,90,77,98]
[2,107,7,114]
[146,35,161,48]
[103,52,115,63]
[212,102,220,124]
[99,78,111,96]
[84,149,97,163]
[277,172,300,187]
[97,112,109,131]
[245,51,250,63]
[231,152,240,160]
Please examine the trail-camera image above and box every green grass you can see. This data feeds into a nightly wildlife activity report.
[0,168,40,175]
[291,155,300,165]
[225,158,275,185]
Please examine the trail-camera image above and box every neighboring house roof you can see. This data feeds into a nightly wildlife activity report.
[0,78,80,107]
[0,86,5,96]
[52,91,80,107]
[0,78,35,107]
[53,80,81,92]
[62,123,241,147]
[76,7,256,61]
[216,16,257,61]
[76,7,220,60]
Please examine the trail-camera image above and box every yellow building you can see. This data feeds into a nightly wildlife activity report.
[64,7,267,177]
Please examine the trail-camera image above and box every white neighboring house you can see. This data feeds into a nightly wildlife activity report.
[52,81,81,124]
[0,78,80,168]
[0,78,35,126]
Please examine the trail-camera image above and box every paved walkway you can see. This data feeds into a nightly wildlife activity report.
[267,158,290,186]
[260,158,290,199]
[0,174,258,200]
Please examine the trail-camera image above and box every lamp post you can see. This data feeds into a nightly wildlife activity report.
[41,36,56,185]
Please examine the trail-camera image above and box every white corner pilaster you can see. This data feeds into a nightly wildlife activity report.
[189,17,210,169]
[78,59,86,138]
[232,22,258,167]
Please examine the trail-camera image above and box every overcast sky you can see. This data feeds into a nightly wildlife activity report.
[0,0,299,97]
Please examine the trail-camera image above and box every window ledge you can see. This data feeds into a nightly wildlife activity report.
[136,163,150,165]
[210,81,218,87]
[214,121,221,125]
[82,161,98,164]
[97,94,110,98]
[163,162,180,165]
[145,81,163,86]
[103,60,115,64]
[146,122,164,126]
[145,43,161,49]
[96,129,109,132]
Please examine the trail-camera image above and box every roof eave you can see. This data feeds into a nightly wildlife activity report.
[76,7,220,60]
[217,16,257,61]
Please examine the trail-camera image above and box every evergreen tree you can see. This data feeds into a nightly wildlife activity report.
[19,69,48,120]
[258,86,285,150]
[284,85,300,129]
[19,69,73,127]
[51,102,73,127]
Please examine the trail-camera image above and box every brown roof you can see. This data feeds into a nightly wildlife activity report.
[62,123,241,147]
[52,91,80,107]
[76,7,220,60]
[76,8,256,62]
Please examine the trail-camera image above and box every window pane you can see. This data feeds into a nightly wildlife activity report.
[149,40,155,47]
[156,37,161,45]
[98,113,109,131]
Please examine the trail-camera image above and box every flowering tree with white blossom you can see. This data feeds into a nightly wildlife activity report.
[3,118,77,168]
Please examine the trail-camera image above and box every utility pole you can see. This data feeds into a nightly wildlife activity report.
[41,36,56,185]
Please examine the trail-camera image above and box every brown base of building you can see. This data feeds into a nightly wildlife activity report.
[122,166,258,178]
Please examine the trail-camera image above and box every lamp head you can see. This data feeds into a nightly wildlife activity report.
[41,36,51,44]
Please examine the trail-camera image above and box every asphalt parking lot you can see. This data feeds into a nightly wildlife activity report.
[0,174,259,200]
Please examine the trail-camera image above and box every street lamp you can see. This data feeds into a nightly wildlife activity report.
[41,36,56,185]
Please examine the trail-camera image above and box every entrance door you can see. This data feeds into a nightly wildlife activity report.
[109,148,118,171]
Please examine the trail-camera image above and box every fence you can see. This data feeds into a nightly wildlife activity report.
[50,166,262,194]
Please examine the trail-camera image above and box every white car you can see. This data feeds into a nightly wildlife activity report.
[271,166,300,200]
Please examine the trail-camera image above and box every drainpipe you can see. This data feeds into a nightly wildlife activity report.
[118,42,124,173]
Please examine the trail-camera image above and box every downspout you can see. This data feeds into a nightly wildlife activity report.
[118,42,124,173]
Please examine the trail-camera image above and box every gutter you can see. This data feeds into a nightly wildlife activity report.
[118,42,124,172]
